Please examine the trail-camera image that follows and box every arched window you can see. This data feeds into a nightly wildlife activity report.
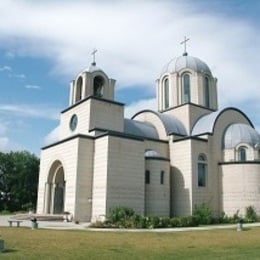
[204,77,210,108]
[198,154,207,187]
[238,146,247,161]
[93,76,104,97]
[183,74,190,103]
[145,170,150,184]
[160,171,164,185]
[75,76,83,102]
[164,78,170,109]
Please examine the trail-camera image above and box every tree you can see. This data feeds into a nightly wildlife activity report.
[0,151,39,212]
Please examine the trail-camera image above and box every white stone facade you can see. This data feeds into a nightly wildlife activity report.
[37,53,260,222]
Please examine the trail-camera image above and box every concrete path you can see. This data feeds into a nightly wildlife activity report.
[1,214,260,232]
[0,215,89,230]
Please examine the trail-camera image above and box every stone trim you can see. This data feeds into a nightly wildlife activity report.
[173,136,208,143]
[145,157,170,161]
[219,161,260,165]
[61,95,124,113]
[158,102,217,113]
[42,134,94,150]
[90,127,168,143]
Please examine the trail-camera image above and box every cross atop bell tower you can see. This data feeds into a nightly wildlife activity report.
[91,48,97,66]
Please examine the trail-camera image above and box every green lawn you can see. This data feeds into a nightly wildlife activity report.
[1,227,260,259]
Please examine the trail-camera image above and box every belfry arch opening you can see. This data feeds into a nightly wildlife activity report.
[93,76,104,97]
[45,160,65,214]
[75,76,83,102]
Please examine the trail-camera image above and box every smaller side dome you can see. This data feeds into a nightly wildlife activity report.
[223,123,260,149]
[161,55,212,76]
[144,150,160,157]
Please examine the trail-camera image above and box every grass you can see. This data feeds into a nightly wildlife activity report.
[1,227,260,259]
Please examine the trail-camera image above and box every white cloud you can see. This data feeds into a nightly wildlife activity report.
[0,65,26,80]
[0,65,12,72]
[13,73,26,80]
[0,104,60,120]
[0,137,9,152]
[5,51,15,59]
[0,0,259,156]
[25,85,41,90]
[0,120,22,152]
[125,98,156,119]
[0,1,258,101]
[44,125,60,146]
[0,123,8,136]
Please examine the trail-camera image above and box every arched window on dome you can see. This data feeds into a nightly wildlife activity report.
[164,78,170,109]
[75,76,83,102]
[198,154,207,187]
[204,77,210,108]
[238,146,247,161]
[182,74,190,103]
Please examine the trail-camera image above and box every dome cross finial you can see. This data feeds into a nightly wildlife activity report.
[180,36,190,56]
[91,48,98,66]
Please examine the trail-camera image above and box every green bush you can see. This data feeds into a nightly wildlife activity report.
[106,206,136,227]
[91,205,259,229]
[181,216,199,227]
[159,217,171,228]
[245,206,258,223]
[193,203,213,225]
[170,217,182,227]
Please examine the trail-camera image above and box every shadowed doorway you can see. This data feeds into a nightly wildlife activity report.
[46,161,65,214]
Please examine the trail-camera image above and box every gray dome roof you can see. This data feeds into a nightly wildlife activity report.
[191,108,254,137]
[224,123,260,149]
[124,119,159,139]
[132,110,187,136]
[161,54,212,76]
[156,112,187,136]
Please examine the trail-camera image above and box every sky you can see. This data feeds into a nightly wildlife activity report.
[0,0,259,156]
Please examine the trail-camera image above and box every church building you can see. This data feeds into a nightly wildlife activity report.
[37,47,260,222]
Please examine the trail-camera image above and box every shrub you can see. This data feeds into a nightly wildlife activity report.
[107,206,136,227]
[218,211,230,224]
[245,206,258,223]
[91,206,202,229]
[159,217,171,228]
[170,217,182,227]
[193,203,213,225]
[230,210,240,223]
[182,216,199,227]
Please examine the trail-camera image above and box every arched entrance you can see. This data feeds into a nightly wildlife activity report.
[45,160,65,214]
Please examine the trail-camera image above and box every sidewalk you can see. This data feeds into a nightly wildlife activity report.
[1,214,260,232]
[0,215,89,230]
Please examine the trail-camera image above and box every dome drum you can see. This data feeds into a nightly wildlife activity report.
[157,54,217,111]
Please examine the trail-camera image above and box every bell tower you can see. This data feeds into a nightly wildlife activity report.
[59,51,124,140]
[69,50,116,106]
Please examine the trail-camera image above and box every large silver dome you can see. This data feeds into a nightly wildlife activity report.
[223,123,260,149]
[161,54,212,76]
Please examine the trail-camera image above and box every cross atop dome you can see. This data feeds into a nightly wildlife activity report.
[180,36,190,56]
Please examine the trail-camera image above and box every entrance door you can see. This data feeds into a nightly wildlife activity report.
[46,161,65,214]
[53,184,64,214]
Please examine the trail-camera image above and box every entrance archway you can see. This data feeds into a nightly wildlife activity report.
[45,160,65,214]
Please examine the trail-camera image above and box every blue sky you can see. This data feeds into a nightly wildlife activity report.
[0,0,259,155]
